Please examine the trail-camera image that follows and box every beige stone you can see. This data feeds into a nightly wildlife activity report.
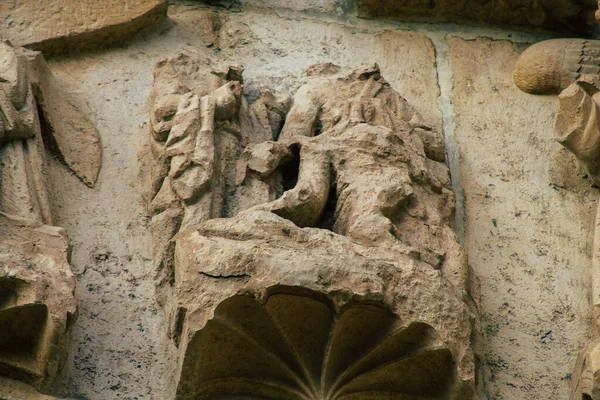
[0,41,101,396]
[450,36,597,399]
[149,50,286,300]
[545,79,600,400]
[212,0,599,33]
[513,39,600,95]
[0,42,101,220]
[554,78,600,186]
[148,52,475,397]
[169,7,443,131]
[25,3,600,398]
[242,0,339,13]
[27,51,102,188]
[0,0,168,57]
[173,211,475,399]
[0,212,76,394]
[244,64,456,271]
[513,37,600,400]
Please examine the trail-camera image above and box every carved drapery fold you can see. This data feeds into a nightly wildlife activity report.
[0,40,100,397]
[149,53,476,399]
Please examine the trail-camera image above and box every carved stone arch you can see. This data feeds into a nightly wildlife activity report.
[176,286,458,400]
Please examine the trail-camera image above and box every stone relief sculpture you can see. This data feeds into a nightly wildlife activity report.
[149,51,287,300]
[0,40,101,398]
[514,36,600,400]
[149,51,476,398]
[513,38,600,96]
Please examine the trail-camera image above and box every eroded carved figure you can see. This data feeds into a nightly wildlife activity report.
[238,63,453,267]
[149,51,288,297]
[0,40,100,398]
[150,52,476,399]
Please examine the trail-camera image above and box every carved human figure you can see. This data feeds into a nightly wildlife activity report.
[149,52,288,293]
[0,40,99,396]
[149,60,475,398]
[238,64,454,268]
[150,56,466,299]
[0,41,53,223]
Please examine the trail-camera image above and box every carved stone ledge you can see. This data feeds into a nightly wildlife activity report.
[0,0,168,58]
[0,213,76,394]
[171,210,475,399]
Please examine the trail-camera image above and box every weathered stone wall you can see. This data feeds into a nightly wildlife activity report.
[1,1,598,399]
[208,0,599,34]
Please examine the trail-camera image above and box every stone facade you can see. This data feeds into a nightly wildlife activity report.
[2,1,600,399]
[0,41,98,399]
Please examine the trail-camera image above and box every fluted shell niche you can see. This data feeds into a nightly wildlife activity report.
[176,287,456,400]
[0,277,49,383]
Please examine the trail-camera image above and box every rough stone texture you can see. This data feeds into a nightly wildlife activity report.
[0,377,68,400]
[554,77,600,187]
[149,52,475,397]
[244,0,341,13]
[173,211,475,399]
[0,0,168,58]
[28,53,102,188]
[536,73,600,400]
[15,2,598,399]
[182,289,457,400]
[44,24,205,400]
[0,214,76,396]
[40,8,456,399]
[513,39,600,95]
[224,0,599,34]
[169,6,442,131]
[512,38,600,399]
[449,36,598,399]
[0,42,89,396]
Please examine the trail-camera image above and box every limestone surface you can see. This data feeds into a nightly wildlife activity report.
[0,0,168,57]
[451,36,597,399]
[229,0,599,34]
[0,41,100,396]
[0,213,76,395]
[149,53,475,397]
[173,211,475,399]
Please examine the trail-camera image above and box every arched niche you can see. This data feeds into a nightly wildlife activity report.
[176,286,457,400]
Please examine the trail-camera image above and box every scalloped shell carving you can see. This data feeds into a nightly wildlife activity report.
[177,288,456,399]
[513,39,600,95]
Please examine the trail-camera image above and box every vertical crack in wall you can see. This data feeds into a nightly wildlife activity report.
[431,33,466,245]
